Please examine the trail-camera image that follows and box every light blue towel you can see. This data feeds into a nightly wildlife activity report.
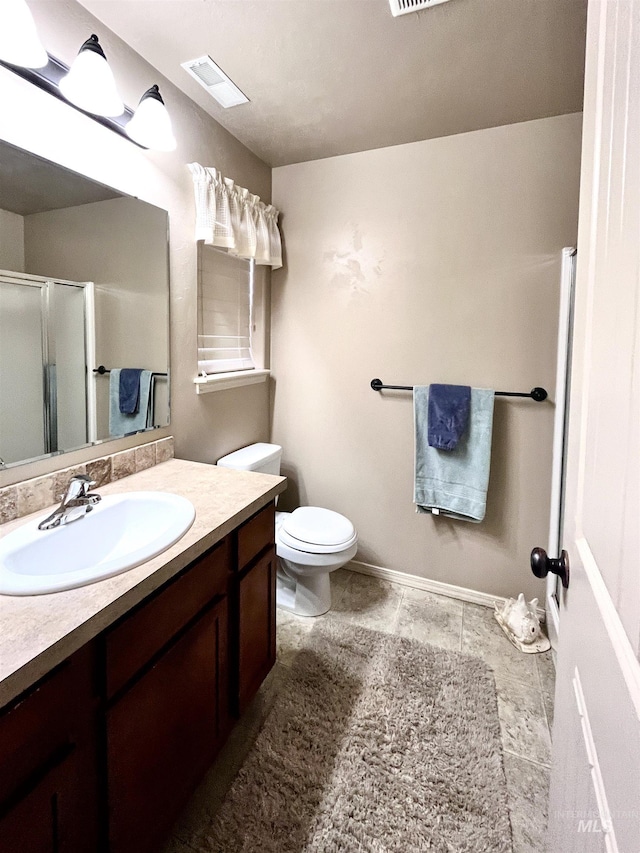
[109,369,155,437]
[414,386,495,522]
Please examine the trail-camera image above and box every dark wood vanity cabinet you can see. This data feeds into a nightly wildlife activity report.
[107,601,228,853]
[104,539,231,853]
[238,547,277,712]
[235,503,277,713]
[0,645,100,853]
[0,499,277,853]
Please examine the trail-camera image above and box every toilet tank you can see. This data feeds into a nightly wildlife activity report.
[216,443,282,476]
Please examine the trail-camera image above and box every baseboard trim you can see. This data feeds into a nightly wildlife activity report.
[346,560,545,619]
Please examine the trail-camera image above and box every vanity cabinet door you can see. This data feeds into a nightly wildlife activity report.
[237,502,275,570]
[0,645,99,853]
[237,546,277,712]
[0,743,85,853]
[104,538,229,700]
[106,597,228,853]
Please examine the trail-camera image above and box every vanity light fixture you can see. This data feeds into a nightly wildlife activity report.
[0,1,176,151]
[126,85,176,151]
[0,0,48,69]
[59,34,124,117]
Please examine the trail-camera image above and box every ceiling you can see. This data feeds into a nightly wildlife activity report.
[0,140,121,215]
[78,0,588,167]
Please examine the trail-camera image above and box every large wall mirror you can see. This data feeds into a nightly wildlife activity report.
[0,139,169,470]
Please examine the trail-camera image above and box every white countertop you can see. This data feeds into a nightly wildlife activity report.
[0,458,286,708]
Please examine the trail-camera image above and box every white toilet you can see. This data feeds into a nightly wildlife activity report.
[217,443,358,617]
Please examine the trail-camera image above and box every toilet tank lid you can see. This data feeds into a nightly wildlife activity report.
[217,442,282,471]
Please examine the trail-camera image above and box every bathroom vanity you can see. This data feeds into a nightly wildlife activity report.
[0,459,286,853]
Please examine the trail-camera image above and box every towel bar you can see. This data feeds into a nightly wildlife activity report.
[370,379,547,401]
[94,365,168,378]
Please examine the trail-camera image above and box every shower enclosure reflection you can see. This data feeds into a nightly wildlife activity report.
[0,139,170,470]
[0,273,94,466]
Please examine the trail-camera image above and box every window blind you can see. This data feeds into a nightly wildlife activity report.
[198,246,254,374]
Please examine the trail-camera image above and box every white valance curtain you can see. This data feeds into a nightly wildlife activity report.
[188,163,282,269]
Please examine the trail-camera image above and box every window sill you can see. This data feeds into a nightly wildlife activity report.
[194,368,270,394]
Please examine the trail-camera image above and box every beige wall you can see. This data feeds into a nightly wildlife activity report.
[0,209,24,272]
[271,114,583,600]
[0,0,271,488]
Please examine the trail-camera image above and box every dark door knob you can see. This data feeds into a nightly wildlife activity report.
[530,547,570,588]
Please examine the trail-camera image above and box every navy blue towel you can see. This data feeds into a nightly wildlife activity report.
[119,368,143,414]
[428,384,471,451]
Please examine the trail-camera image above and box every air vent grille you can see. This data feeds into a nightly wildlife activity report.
[181,55,249,108]
[389,0,453,16]
[188,60,224,88]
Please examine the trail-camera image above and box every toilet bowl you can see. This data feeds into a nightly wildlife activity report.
[276,507,358,616]
[216,444,358,617]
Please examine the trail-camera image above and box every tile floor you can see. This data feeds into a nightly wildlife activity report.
[164,568,555,853]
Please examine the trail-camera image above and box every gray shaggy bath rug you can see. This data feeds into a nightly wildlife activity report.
[199,622,513,852]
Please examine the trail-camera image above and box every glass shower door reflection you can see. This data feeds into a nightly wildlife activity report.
[0,279,47,465]
[0,274,93,468]
[50,282,90,454]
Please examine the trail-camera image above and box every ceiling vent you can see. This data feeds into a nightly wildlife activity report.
[181,56,249,108]
[389,0,453,16]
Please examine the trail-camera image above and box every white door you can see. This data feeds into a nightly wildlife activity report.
[545,247,576,653]
[546,1,640,851]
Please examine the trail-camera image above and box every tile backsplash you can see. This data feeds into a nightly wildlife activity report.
[0,437,174,525]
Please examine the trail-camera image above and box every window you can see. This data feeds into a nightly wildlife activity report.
[197,244,254,375]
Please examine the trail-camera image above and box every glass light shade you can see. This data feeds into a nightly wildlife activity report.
[59,35,124,117]
[126,85,176,152]
[0,0,48,68]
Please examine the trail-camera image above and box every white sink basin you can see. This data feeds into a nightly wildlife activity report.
[0,491,196,596]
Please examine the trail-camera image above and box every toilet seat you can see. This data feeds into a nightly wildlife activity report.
[278,507,357,554]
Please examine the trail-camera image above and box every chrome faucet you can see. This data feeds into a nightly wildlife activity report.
[38,475,102,530]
